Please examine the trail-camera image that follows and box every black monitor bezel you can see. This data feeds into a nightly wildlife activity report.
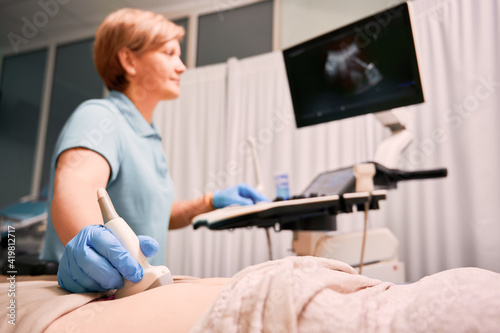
[282,3,424,128]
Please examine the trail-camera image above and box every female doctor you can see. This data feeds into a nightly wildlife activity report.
[39,8,268,293]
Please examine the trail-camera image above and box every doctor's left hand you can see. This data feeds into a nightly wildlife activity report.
[212,183,270,208]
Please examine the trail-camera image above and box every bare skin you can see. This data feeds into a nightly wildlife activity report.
[45,277,230,333]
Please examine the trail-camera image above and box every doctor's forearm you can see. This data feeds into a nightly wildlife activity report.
[52,176,105,245]
[169,193,214,229]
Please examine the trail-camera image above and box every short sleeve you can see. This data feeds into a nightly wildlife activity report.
[53,100,123,184]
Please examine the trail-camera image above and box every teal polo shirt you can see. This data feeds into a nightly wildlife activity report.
[40,91,174,266]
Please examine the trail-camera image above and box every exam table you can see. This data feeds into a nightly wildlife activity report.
[2,256,500,333]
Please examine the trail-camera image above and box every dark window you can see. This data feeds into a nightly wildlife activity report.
[0,49,47,206]
[197,0,273,66]
[172,17,189,66]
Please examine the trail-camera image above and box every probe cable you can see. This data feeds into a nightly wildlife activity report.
[265,228,273,260]
[359,194,371,275]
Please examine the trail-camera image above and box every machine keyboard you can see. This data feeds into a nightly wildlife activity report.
[192,190,387,230]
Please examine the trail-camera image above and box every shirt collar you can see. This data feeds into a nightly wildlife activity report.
[107,90,162,140]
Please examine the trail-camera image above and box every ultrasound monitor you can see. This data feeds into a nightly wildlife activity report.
[282,3,424,128]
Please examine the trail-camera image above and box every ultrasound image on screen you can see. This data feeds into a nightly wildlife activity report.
[283,3,424,128]
[324,43,383,95]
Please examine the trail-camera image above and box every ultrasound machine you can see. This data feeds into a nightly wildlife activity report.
[193,3,447,283]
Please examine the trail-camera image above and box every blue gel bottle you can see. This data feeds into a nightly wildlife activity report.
[274,174,290,200]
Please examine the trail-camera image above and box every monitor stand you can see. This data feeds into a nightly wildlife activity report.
[292,109,412,282]
[373,110,413,169]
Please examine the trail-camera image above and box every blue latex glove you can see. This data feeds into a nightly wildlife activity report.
[57,225,159,293]
[212,183,270,209]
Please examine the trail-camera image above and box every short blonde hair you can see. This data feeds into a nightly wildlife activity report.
[94,8,185,92]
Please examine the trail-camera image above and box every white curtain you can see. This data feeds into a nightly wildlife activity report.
[155,0,500,282]
[387,0,500,281]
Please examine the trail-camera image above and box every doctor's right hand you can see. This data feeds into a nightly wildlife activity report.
[57,225,158,293]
